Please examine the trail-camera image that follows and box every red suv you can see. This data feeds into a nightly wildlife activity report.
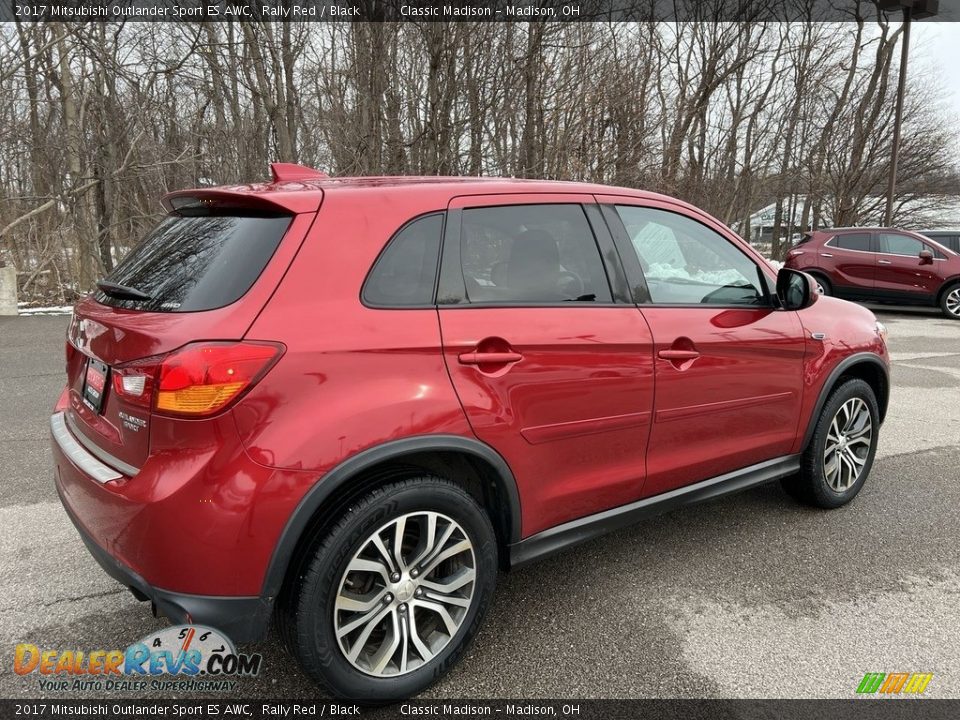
[784,227,960,319]
[53,166,889,700]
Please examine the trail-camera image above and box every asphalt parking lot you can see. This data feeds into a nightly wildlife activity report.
[1,307,958,699]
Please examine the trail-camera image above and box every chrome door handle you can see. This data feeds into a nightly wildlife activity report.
[878,259,892,264]
[658,349,700,360]
[458,351,523,365]
[820,253,833,258]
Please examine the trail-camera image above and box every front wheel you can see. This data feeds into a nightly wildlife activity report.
[811,274,832,296]
[783,378,879,508]
[940,283,960,320]
[280,477,498,701]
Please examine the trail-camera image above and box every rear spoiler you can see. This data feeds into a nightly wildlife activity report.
[162,187,323,215]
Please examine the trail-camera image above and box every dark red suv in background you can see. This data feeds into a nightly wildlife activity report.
[53,165,890,700]
[785,227,960,319]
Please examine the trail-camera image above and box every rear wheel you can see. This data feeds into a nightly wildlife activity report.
[279,477,497,701]
[940,283,960,320]
[782,378,879,508]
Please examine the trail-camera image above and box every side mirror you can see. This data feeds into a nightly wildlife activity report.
[919,249,934,265]
[776,268,819,311]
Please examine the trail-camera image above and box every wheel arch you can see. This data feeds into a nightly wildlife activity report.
[801,353,889,451]
[262,435,522,599]
[803,269,831,287]
[936,276,960,306]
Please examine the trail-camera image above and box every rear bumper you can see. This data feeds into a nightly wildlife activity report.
[50,412,123,483]
[50,407,317,642]
[56,480,272,643]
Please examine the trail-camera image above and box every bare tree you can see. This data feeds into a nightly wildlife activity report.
[0,19,955,303]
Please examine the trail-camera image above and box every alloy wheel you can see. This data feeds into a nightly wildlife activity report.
[946,287,960,317]
[823,397,873,492]
[333,511,476,677]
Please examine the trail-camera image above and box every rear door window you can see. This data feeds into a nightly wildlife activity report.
[458,204,612,304]
[829,233,872,252]
[96,213,292,312]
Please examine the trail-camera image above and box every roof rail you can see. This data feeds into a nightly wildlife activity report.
[269,162,329,183]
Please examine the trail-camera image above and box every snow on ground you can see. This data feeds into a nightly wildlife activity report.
[16,304,73,315]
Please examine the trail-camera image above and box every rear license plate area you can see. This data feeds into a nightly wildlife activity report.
[82,358,109,413]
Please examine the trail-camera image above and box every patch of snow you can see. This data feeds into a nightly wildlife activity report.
[18,305,73,315]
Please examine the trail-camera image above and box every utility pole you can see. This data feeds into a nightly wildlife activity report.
[884,5,911,227]
[879,0,939,227]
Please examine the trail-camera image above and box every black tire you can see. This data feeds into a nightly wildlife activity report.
[810,273,832,297]
[782,378,879,509]
[278,477,497,702]
[939,282,960,320]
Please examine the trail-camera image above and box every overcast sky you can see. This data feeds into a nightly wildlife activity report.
[912,22,960,121]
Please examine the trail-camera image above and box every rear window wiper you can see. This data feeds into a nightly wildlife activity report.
[96,280,153,302]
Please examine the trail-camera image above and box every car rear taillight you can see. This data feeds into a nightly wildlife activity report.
[155,341,284,417]
[111,341,283,417]
[112,357,159,409]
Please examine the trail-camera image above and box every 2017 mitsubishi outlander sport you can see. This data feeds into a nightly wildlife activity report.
[52,165,890,700]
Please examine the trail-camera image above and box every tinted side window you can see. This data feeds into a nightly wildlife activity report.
[459,204,612,304]
[96,213,291,312]
[930,235,959,253]
[615,206,765,306]
[878,233,924,257]
[830,233,871,252]
[362,213,443,307]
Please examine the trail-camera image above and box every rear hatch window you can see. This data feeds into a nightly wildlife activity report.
[66,204,307,475]
[96,212,292,312]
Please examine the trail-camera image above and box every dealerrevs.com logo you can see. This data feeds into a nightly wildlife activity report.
[14,625,263,693]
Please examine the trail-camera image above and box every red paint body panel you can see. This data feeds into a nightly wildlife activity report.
[236,188,474,474]
[54,409,317,595]
[51,175,891,608]
[873,254,944,296]
[825,247,876,291]
[439,306,655,535]
[638,306,805,495]
[789,296,890,455]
